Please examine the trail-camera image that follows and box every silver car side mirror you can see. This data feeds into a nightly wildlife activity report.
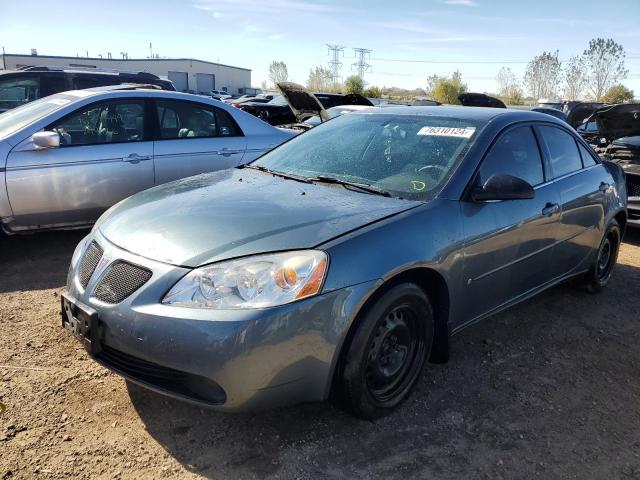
[32,131,60,149]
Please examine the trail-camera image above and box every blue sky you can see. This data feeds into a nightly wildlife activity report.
[1,0,639,95]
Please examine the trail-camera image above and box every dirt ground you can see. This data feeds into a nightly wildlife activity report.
[1,229,639,480]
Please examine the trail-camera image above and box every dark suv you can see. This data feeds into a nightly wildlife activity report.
[0,66,175,113]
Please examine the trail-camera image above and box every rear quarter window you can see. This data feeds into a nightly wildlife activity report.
[538,126,583,178]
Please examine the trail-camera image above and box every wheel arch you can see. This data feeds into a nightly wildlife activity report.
[613,209,627,237]
[328,266,451,400]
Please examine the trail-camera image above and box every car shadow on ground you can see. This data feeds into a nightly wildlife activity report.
[127,261,640,479]
[0,230,87,293]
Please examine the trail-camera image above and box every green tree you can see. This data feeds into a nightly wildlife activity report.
[496,67,524,105]
[428,71,467,104]
[564,55,587,100]
[268,60,288,86]
[344,76,364,95]
[583,38,628,101]
[524,50,562,100]
[601,84,634,104]
[363,86,382,98]
[306,66,333,92]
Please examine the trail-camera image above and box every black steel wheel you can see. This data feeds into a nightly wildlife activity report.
[338,283,434,419]
[582,219,621,293]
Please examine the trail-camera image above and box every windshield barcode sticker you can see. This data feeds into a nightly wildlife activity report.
[417,126,476,138]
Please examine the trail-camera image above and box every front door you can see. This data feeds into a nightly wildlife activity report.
[153,99,246,185]
[6,99,154,229]
[460,125,561,323]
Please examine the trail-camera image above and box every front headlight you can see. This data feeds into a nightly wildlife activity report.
[162,250,328,309]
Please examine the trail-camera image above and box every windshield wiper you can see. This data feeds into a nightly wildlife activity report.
[239,164,312,184]
[311,175,391,197]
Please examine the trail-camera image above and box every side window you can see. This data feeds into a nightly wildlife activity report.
[215,108,241,136]
[539,126,583,178]
[578,143,597,167]
[73,76,118,90]
[49,100,145,146]
[478,126,544,187]
[0,76,40,110]
[155,100,241,139]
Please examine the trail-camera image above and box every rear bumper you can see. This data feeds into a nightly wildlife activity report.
[64,232,376,411]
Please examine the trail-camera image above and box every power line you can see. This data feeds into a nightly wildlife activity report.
[344,55,640,65]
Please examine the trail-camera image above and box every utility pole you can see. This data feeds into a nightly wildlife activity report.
[352,48,372,84]
[327,44,345,86]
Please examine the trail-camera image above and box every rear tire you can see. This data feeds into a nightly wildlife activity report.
[582,219,621,293]
[338,283,434,419]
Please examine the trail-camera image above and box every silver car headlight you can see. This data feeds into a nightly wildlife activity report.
[162,250,328,309]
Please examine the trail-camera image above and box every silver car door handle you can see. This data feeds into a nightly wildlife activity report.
[218,148,239,157]
[542,202,560,217]
[123,153,151,163]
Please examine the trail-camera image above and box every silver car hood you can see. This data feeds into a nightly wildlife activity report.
[98,168,420,267]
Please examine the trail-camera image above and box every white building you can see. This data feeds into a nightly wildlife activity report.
[0,53,253,95]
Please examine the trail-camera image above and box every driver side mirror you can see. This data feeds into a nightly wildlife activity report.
[32,131,60,149]
[472,174,535,201]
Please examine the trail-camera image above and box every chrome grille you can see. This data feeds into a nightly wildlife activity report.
[627,175,640,198]
[78,241,103,288]
[93,261,152,304]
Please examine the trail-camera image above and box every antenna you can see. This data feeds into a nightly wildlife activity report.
[352,48,372,84]
[327,44,345,85]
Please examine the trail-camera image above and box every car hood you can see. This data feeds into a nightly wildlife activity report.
[612,136,640,149]
[98,168,420,267]
[566,102,600,129]
[608,136,640,173]
[277,82,330,123]
[458,93,506,109]
[595,104,640,141]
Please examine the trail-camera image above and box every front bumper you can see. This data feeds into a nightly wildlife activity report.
[64,231,376,411]
[625,172,640,225]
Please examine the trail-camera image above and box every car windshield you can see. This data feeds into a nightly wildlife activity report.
[0,93,77,139]
[253,113,484,200]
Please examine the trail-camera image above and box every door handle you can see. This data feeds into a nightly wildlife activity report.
[123,153,151,163]
[542,202,560,217]
[218,148,238,157]
[599,182,611,192]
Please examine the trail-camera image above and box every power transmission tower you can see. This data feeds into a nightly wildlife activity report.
[352,48,372,83]
[327,44,345,85]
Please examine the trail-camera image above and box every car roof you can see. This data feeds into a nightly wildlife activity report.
[355,105,565,124]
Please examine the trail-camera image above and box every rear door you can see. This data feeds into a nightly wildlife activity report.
[461,125,561,321]
[6,98,154,229]
[536,125,607,277]
[152,99,246,185]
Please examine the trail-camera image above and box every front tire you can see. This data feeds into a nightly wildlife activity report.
[338,283,434,419]
[582,219,621,293]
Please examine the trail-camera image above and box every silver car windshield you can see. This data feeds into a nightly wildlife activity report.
[254,113,484,199]
[0,94,76,139]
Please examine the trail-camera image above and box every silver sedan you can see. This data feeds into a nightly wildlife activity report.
[0,87,295,233]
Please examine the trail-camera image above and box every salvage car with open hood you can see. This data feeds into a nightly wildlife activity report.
[573,103,640,224]
[238,82,373,127]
